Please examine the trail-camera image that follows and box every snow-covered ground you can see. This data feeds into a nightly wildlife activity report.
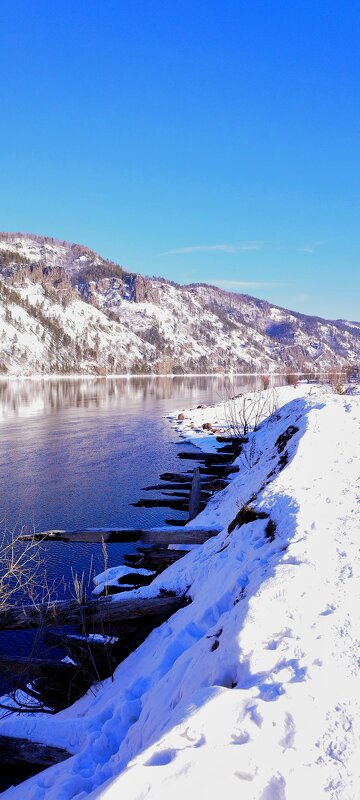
[1,385,360,799]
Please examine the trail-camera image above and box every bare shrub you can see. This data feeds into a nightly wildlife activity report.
[224,386,279,437]
[0,524,43,612]
[285,372,298,387]
[326,367,346,394]
[0,528,114,716]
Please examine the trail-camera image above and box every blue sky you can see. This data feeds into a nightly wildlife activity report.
[0,1,359,320]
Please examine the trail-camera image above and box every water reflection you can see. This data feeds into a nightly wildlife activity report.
[0,375,266,421]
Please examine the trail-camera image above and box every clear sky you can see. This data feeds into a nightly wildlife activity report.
[0,1,359,320]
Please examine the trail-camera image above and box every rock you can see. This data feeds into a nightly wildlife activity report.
[202,422,213,430]
[178,413,185,420]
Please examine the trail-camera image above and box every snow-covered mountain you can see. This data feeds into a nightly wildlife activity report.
[0,232,359,376]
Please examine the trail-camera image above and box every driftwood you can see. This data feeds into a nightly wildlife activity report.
[0,594,188,631]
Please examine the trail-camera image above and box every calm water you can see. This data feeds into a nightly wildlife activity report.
[0,375,268,596]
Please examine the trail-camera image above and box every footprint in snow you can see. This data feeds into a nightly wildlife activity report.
[230,729,250,745]
[258,682,285,702]
[279,712,295,751]
[320,604,336,616]
[260,774,287,800]
[341,564,353,580]
[179,728,206,747]
[144,749,177,767]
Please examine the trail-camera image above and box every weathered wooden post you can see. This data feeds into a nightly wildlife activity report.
[188,466,201,521]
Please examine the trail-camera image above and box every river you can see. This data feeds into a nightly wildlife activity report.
[0,375,271,598]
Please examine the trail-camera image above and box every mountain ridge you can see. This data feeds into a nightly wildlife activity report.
[0,232,359,376]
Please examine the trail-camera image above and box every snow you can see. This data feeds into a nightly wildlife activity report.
[93,565,155,596]
[1,385,360,798]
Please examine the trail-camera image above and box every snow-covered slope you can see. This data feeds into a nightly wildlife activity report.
[1,232,360,376]
[1,385,360,799]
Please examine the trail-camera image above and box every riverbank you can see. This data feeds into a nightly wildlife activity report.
[1,384,360,799]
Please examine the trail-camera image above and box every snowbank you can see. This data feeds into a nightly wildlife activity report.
[1,385,360,799]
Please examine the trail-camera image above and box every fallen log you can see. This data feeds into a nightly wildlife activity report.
[0,595,188,631]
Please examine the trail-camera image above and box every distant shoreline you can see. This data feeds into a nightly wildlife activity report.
[0,371,338,382]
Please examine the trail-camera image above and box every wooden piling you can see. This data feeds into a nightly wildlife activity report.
[188,466,202,521]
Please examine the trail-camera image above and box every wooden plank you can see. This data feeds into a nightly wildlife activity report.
[20,522,219,544]
[159,472,193,483]
[131,498,190,510]
[0,735,70,768]
[143,482,192,491]
[0,655,80,677]
[141,528,219,545]
[178,451,234,463]
[0,595,188,631]
[145,479,227,492]
[195,464,239,476]
[177,451,207,461]
[20,529,143,543]
[216,435,248,444]
[124,547,190,570]
[134,549,190,568]
[188,466,201,521]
